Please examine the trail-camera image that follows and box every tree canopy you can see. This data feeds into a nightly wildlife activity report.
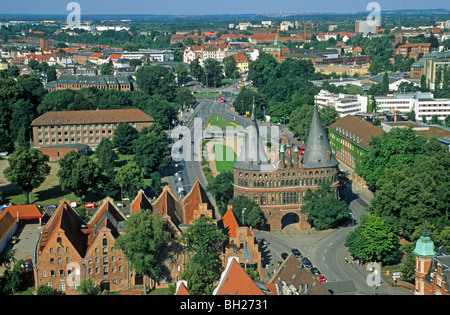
[3,147,51,204]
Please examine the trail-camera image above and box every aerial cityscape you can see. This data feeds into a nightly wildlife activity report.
[0,0,449,301]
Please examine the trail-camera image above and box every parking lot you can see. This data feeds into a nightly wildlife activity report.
[0,220,42,266]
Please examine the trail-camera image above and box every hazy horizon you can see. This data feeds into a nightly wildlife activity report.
[1,0,449,16]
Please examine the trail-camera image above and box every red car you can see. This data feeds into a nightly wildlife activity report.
[318,275,327,283]
[84,202,96,208]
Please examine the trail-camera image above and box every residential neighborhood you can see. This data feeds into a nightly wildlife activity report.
[0,2,449,301]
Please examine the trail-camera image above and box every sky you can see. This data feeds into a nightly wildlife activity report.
[1,0,449,16]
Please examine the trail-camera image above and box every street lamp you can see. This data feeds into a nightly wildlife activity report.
[242,208,247,226]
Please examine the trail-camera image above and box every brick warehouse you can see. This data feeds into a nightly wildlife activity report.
[233,105,340,230]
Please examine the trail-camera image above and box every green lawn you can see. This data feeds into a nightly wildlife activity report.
[207,114,239,131]
[213,144,236,172]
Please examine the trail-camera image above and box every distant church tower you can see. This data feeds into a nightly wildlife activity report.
[394,11,404,47]
[412,222,436,295]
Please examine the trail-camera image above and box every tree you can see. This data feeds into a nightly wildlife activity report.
[345,214,402,265]
[206,171,234,215]
[57,151,100,201]
[356,127,428,191]
[112,122,139,154]
[100,60,114,75]
[135,64,176,101]
[114,160,144,200]
[95,137,118,171]
[223,55,237,78]
[132,123,170,176]
[3,147,50,204]
[367,149,449,240]
[115,210,170,293]
[180,216,227,295]
[202,58,224,88]
[230,195,266,229]
[301,181,350,230]
[189,58,204,81]
[174,62,188,86]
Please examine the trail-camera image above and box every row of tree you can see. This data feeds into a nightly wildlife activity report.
[346,128,449,274]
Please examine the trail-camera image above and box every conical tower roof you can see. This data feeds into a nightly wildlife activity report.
[233,100,272,171]
[302,105,339,169]
[412,221,436,258]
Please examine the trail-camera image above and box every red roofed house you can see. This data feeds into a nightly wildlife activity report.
[213,257,275,295]
[30,108,154,150]
[5,204,43,224]
[175,280,190,295]
[33,197,136,294]
[219,206,264,280]
[181,178,215,225]
[233,53,249,73]
[0,210,19,255]
[130,189,153,215]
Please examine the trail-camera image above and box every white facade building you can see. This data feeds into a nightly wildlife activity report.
[375,92,450,122]
[315,90,368,117]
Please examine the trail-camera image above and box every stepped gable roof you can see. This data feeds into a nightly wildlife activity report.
[153,186,182,225]
[219,207,239,238]
[182,178,214,224]
[86,198,127,247]
[329,115,383,149]
[213,257,266,295]
[38,199,87,258]
[302,105,339,169]
[233,102,274,171]
[130,189,153,215]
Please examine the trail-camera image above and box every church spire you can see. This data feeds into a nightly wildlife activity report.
[302,105,339,169]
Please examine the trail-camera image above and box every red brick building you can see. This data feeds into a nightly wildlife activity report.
[33,198,133,294]
[413,224,450,295]
[396,43,431,60]
[233,105,340,230]
[30,109,154,149]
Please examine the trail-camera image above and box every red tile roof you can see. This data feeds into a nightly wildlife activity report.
[153,186,182,225]
[213,257,266,295]
[182,179,213,224]
[130,189,153,215]
[0,211,17,243]
[220,207,239,238]
[175,281,190,295]
[31,109,154,126]
[5,205,42,220]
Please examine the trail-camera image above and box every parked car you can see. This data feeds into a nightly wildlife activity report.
[310,267,321,276]
[84,202,96,208]
[318,275,327,283]
[22,259,33,272]
[302,257,313,268]
[281,252,289,260]
[259,238,269,245]
[0,204,10,210]
[291,248,302,258]
[10,236,18,245]
[46,204,58,211]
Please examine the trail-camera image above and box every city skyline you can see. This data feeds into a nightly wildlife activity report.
[1,0,449,16]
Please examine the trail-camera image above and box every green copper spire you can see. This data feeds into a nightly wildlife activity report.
[412,221,436,258]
